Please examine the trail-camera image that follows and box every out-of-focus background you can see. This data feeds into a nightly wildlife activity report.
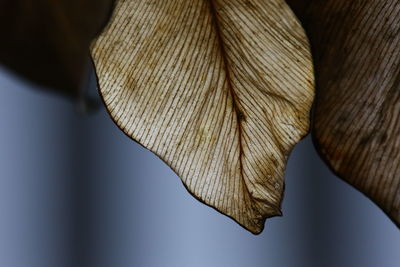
[0,66,399,267]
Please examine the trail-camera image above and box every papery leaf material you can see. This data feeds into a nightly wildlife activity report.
[0,0,114,96]
[92,0,314,233]
[288,0,400,225]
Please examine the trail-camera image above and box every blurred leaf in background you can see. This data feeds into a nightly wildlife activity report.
[0,0,114,97]
[287,0,400,226]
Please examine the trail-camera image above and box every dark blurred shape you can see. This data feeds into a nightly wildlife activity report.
[287,0,400,226]
[75,59,104,114]
[0,0,114,97]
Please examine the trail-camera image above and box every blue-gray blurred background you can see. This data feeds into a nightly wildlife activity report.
[0,66,399,267]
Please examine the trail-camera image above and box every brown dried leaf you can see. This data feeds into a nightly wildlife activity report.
[288,0,400,225]
[0,0,114,96]
[92,0,314,233]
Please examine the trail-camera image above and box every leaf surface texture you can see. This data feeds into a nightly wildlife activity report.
[92,0,314,233]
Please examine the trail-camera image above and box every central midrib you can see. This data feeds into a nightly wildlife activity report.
[207,0,251,197]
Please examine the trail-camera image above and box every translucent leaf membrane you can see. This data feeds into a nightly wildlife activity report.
[92,0,314,234]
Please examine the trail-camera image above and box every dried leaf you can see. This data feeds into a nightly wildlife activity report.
[92,0,314,233]
[0,0,114,96]
[288,0,400,225]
